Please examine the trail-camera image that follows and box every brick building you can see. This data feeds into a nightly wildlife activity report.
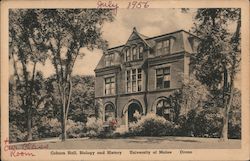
[94,27,199,129]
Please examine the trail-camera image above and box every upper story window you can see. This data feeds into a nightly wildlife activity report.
[139,46,143,59]
[132,47,137,60]
[124,45,144,62]
[105,76,115,95]
[105,53,114,66]
[156,67,170,89]
[125,49,131,62]
[156,40,170,56]
[126,68,142,93]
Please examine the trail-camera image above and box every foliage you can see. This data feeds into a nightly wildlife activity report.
[192,9,241,89]
[9,124,27,142]
[36,9,114,140]
[194,108,223,137]
[167,75,209,121]
[193,8,241,139]
[128,113,174,136]
[228,89,241,139]
[85,117,103,137]
[175,108,223,138]
[68,75,95,123]
[9,9,49,140]
[66,119,86,138]
[37,117,61,138]
[182,74,209,110]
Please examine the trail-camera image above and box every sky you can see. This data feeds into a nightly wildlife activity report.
[34,9,196,77]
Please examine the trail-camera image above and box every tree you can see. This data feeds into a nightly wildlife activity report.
[181,74,209,115]
[38,9,114,141]
[9,10,48,141]
[192,9,241,140]
[68,75,95,123]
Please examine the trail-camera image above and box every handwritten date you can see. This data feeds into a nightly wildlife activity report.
[127,1,149,9]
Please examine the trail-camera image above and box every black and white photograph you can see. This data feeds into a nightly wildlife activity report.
[1,0,249,160]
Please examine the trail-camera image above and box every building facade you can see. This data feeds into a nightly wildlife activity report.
[94,27,199,129]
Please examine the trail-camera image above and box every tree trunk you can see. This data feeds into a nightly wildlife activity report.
[27,108,32,141]
[221,73,235,140]
[61,103,66,141]
[61,88,67,141]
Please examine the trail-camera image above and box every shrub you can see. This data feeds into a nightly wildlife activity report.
[194,108,223,137]
[85,117,103,137]
[128,113,174,136]
[228,118,241,139]
[67,119,86,138]
[9,124,27,142]
[37,117,61,138]
[175,108,223,138]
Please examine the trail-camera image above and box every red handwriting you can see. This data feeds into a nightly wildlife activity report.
[10,151,35,157]
[4,138,49,157]
[127,1,149,9]
[97,1,119,15]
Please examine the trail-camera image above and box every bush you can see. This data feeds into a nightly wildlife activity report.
[37,117,61,138]
[228,118,241,139]
[9,124,27,142]
[128,113,174,136]
[85,117,103,137]
[67,119,86,138]
[175,108,223,138]
[194,109,223,137]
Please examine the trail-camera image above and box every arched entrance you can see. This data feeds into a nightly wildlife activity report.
[128,103,143,124]
[123,99,144,129]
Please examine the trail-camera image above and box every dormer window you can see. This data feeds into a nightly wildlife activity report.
[125,45,144,62]
[139,46,143,59]
[132,47,137,60]
[125,49,131,62]
[105,53,114,66]
[156,39,170,56]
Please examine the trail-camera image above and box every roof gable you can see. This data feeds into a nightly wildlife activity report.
[124,27,152,48]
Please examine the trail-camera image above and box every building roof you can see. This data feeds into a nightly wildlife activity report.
[107,29,199,51]
[95,28,200,71]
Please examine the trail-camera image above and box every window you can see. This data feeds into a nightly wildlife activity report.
[156,42,163,55]
[126,68,142,93]
[162,40,170,54]
[105,76,115,95]
[104,104,115,121]
[105,54,114,66]
[156,40,170,56]
[137,69,142,91]
[156,99,174,121]
[139,46,143,59]
[125,46,144,62]
[132,47,137,60]
[125,49,131,62]
[156,67,170,89]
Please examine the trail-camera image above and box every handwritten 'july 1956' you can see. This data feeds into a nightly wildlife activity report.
[97,1,150,14]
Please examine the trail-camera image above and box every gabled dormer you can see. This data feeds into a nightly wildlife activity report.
[122,27,152,63]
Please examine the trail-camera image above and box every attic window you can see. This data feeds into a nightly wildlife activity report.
[139,45,143,59]
[125,49,131,62]
[156,39,170,56]
[125,45,144,62]
[105,53,114,66]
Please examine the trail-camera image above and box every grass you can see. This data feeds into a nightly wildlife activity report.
[13,136,241,149]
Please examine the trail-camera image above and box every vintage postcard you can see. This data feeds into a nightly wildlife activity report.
[1,0,249,160]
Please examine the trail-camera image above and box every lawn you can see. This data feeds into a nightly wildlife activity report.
[13,137,241,149]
